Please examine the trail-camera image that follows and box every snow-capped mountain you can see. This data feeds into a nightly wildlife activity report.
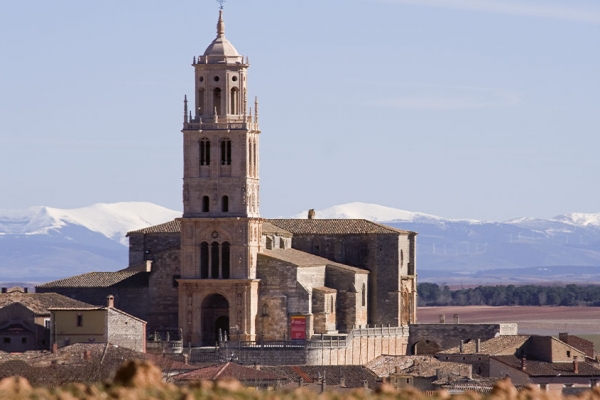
[2,201,600,285]
[298,203,600,285]
[0,202,180,282]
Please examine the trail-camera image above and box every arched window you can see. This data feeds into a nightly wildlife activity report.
[230,88,239,114]
[222,242,230,279]
[221,139,232,165]
[213,88,222,115]
[202,196,210,212]
[221,196,229,212]
[211,242,220,278]
[200,242,209,278]
[200,138,210,166]
[198,89,205,115]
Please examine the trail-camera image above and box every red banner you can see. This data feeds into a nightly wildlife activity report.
[290,316,306,340]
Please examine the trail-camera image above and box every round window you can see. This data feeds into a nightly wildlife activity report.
[199,76,204,82]
[232,76,238,82]
[214,76,220,82]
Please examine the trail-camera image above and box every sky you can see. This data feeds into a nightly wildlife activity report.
[0,0,599,221]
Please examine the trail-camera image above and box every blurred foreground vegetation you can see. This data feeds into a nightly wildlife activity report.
[3,360,600,400]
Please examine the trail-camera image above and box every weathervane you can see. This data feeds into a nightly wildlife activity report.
[217,0,225,9]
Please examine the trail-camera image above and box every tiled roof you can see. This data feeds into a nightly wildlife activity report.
[438,335,530,355]
[0,292,93,315]
[37,271,150,288]
[126,219,181,235]
[263,365,380,388]
[402,358,471,378]
[123,218,413,236]
[262,222,292,236]
[492,355,600,377]
[176,362,281,382]
[260,249,366,274]
[260,248,330,267]
[267,219,412,235]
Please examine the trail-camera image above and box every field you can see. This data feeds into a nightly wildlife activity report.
[417,306,600,350]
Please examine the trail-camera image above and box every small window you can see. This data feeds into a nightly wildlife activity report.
[222,196,229,212]
[77,314,83,327]
[44,318,51,329]
[202,196,210,212]
[173,275,181,288]
[21,337,27,344]
[567,351,571,357]
[3,338,10,344]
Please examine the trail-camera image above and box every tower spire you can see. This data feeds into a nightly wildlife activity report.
[217,9,225,36]
[183,95,188,124]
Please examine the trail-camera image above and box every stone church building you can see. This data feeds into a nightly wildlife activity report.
[39,11,418,348]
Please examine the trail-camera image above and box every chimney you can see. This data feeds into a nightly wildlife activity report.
[84,350,91,361]
[52,343,58,354]
[183,353,189,365]
[321,378,326,393]
[459,340,464,354]
[363,379,368,389]
[145,260,153,272]
[107,295,115,308]
[454,314,460,324]
[308,209,315,219]
[1,288,6,294]
[439,314,445,323]
[298,378,304,387]
[521,354,526,371]
[340,377,346,388]
[476,338,481,353]
[574,356,579,374]
[395,366,401,373]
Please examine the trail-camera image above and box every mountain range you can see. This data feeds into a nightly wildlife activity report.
[1,202,600,286]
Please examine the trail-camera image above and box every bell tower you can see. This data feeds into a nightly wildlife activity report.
[178,10,261,345]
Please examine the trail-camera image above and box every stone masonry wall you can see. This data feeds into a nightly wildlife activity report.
[219,327,409,366]
[128,232,181,266]
[147,248,180,333]
[107,308,146,352]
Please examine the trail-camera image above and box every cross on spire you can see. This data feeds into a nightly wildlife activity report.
[216,0,225,10]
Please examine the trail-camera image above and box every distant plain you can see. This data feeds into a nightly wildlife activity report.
[417,306,600,339]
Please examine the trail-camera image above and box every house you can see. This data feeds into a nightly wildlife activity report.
[0,286,93,352]
[49,295,146,353]
[436,335,600,391]
[174,362,283,388]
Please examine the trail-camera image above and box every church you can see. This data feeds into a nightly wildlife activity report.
[39,10,418,349]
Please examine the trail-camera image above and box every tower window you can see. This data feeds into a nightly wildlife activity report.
[222,196,229,212]
[200,138,210,166]
[222,242,230,279]
[199,76,204,82]
[221,139,232,165]
[230,88,239,114]
[213,76,220,82]
[200,242,209,278]
[198,89,205,116]
[77,314,83,327]
[211,242,220,278]
[213,88,222,114]
[202,196,210,212]
[232,76,238,82]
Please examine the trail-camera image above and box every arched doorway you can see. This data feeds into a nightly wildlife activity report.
[201,294,229,345]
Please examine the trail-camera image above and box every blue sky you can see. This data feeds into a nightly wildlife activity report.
[0,0,598,221]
